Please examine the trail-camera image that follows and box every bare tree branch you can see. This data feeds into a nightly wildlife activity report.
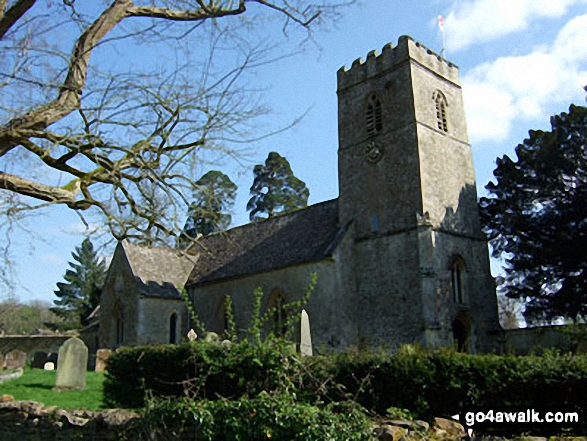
[0,0,36,40]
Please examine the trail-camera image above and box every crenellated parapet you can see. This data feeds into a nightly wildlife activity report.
[337,35,460,91]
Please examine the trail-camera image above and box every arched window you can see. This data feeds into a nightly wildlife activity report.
[267,288,287,337]
[366,93,383,135]
[113,300,124,346]
[433,90,448,133]
[169,312,178,344]
[451,257,467,304]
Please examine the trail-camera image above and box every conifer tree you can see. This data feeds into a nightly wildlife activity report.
[247,152,309,221]
[480,105,587,323]
[52,238,106,329]
[181,170,237,242]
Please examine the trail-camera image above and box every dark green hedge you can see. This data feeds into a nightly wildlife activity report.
[325,348,587,419]
[103,340,302,408]
[104,342,587,424]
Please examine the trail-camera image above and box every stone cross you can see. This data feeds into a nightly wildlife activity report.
[187,329,197,341]
[55,337,88,390]
[5,350,26,369]
[300,309,313,356]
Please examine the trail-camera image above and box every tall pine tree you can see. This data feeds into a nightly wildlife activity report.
[52,238,106,329]
[247,152,309,221]
[181,170,237,243]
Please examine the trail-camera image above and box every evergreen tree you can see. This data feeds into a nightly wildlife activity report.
[480,105,587,323]
[247,152,309,221]
[52,238,106,329]
[181,171,237,242]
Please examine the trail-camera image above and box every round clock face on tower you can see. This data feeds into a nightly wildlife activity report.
[365,141,383,163]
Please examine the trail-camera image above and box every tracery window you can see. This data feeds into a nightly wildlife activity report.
[366,93,383,135]
[433,90,448,133]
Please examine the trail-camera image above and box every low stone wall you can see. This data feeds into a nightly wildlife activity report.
[0,400,142,441]
[0,335,75,359]
[502,325,583,355]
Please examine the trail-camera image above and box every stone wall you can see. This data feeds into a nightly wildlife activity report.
[0,400,142,441]
[0,335,73,360]
[502,325,582,355]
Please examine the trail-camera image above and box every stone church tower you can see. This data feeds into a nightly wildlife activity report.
[337,36,499,351]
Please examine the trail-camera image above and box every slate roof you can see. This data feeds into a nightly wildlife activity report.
[121,240,197,299]
[186,199,344,287]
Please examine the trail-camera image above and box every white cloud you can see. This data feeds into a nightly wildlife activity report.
[444,0,587,52]
[463,14,587,143]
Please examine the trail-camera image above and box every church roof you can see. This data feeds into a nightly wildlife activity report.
[121,240,197,299]
[186,199,343,287]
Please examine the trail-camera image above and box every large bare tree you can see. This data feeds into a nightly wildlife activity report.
[0,0,350,247]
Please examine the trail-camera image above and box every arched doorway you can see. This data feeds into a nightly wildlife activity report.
[452,313,471,352]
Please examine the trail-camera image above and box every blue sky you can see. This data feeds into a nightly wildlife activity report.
[3,0,587,305]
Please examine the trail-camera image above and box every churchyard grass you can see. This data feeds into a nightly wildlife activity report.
[1,368,105,411]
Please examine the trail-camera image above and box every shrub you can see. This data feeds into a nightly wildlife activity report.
[104,338,303,408]
[143,392,374,441]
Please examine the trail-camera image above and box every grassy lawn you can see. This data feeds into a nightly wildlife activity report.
[1,368,106,411]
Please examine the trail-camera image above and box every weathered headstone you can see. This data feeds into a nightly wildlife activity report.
[5,350,26,369]
[55,337,88,390]
[44,362,55,371]
[95,349,112,372]
[187,329,197,341]
[300,309,313,356]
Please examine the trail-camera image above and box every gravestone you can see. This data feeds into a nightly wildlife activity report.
[55,337,88,390]
[5,350,26,369]
[44,362,55,371]
[95,349,112,372]
[187,329,197,341]
[32,351,49,369]
[300,309,313,356]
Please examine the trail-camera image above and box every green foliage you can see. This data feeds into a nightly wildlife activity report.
[103,339,301,408]
[181,170,237,244]
[247,151,309,221]
[0,300,58,334]
[324,348,587,421]
[480,105,587,323]
[52,238,106,330]
[144,393,373,441]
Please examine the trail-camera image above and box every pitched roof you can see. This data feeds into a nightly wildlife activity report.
[186,199,344,287]
[121,240,197,299]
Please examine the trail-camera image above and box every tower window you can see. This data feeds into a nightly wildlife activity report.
[433,90,448,133]
[451,257,467,304]
[366,93,383,135]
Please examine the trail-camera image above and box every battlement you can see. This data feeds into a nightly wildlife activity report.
[337,35,460,91]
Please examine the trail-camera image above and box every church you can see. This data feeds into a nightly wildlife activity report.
[98,36,501,353]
